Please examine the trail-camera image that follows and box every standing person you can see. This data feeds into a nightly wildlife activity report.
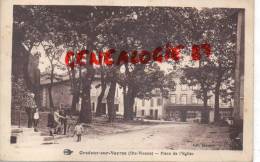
[62,110,68,135]
[74,123,84,142]
[66,114,75,134]
[47,111,55,136]
[54,109,65,134]
[24,92,37,128]
[25,106,33,128]
[33,108,40,132]
[59,109,67,135]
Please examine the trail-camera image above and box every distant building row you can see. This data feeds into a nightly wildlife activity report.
[39,74,233,123]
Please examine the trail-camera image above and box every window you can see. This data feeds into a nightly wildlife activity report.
[155,109,158,119]
[150,109,154,116]
[180,94,187,104]
[141,110,145,116]
[157,98,162,106]
[181,84,187,91]
[92,102,95,111]
[142,99,145,107]
[191,95,197,104]
[42,88,47,107]
[150,99,154,107]
[115,104,119,112]
[170,94,176,103]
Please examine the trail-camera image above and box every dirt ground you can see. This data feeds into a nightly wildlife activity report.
[12,114,232,150]
[40,121,232,150]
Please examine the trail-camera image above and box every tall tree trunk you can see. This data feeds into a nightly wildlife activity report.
[23,47,33,91]
[48,86,54,110]
[96,71,107,116]
[214,72,222,122]
[200,81,208,109]
[71,66,82,114]
[123,86,129,120]
[124,86,135,120]
[79,71,93,123]
[71,92,79,113]
[128,94,135,120]
[201,89,209,124]
[80,83,92,123]
[22,46,36,127]
[71,68,78,113]
[107,81,116,122]
[123,64,131,120]
[48,67,55,111]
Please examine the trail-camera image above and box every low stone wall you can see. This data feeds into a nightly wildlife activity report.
[11,110,49,130]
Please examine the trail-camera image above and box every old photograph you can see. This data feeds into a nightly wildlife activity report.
[0,0,253,161]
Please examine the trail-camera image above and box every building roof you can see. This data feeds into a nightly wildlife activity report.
[40,73,69,85]
[40,72,101,85]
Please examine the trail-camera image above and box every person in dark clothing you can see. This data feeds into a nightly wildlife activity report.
[33,108,40,132]
[24,92,37,128]
[47,112,55,136]
[58,109,68,135]
[62,110,68,135]
[25,107,33,128]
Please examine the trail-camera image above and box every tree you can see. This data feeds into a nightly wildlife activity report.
[12,6,53,127]
[93,8,140,121]
[94,7,184,120]
[35,6,97,122]
[79,66,95,123]
[63,32,88,114]
[194,9,238,122]
[181,62,214,123]
[120,63,176,120]
[95,67,108,116]
[13,6,45,109]
[41,41,64,111]
[178,8,238,122]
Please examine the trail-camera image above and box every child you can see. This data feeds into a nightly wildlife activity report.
[74,123,84,142]
[33,108,39,132]
[54,109,65,134]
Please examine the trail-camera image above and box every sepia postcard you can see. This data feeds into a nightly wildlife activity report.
[0,0,254,161]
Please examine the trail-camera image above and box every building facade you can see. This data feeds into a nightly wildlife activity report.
[39,75,124,115]
[135,78,233,122]
[39,75,233,123]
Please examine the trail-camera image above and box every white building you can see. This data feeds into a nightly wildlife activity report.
[40,73,233,123]
[40,74,124,115]
[134,77,233,122]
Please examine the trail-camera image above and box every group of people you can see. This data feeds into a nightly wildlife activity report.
[47,109,68,136]
[25,92,84,142]
[47,109,84,142]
